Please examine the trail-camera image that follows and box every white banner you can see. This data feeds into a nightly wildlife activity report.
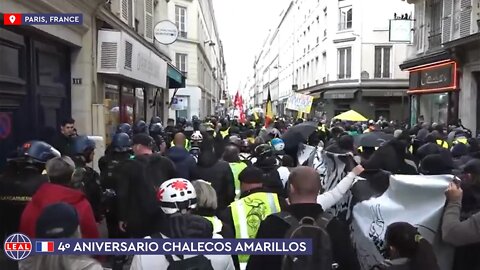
[351,175,454,270]
[296,145,454,270]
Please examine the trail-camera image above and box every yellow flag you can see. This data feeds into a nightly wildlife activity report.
[265,89,273,118]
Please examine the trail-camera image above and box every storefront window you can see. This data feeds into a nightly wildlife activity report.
[418,93,448,124]
[121,86,135,124]
[135,88,145,121]
[104,84,120,144]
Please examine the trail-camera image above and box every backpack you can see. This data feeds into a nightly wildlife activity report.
[165,254,214,270]
[274,212,338,270]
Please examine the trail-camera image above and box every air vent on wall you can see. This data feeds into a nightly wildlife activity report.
[124,41,133,70]
[100,42,118,69]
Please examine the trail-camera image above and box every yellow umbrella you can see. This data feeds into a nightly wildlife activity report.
[333,110,368,122]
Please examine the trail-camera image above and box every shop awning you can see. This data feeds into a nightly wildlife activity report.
[323,89,358,99]
[362,89,406,97]
[167,64,186,89]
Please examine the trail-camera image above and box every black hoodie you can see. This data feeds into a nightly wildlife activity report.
[193,150,235,211]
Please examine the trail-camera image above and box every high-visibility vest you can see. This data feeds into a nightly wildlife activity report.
[230,192,282,263]
[453,137,468,145]
[203,216,223,235]
[170,139,190,150]
[436,139,449,149]
[220,128,230,138]
[317,125,326,133]
[229,162,248,200]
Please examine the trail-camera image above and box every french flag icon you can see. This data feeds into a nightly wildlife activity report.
[35,241,54,253]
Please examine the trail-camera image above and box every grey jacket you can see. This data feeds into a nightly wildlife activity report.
[442,199,480,246]
[19,255,103,270]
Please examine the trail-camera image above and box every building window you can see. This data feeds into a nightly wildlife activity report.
[175,5,187,38]
[339,6,352,30]
[427,0,442,49]
[175,53,188,74]
[335,104,351,116]
[338,47,351,79]
[374,46,391,78]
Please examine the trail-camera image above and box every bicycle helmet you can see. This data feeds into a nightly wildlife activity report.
[157,178,197,215]
[191,131,203,142]
[254,143,274,158]
[271,138,285,151]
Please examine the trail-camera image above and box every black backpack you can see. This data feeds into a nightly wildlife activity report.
[274,212,338,270]
[165,254,214,270]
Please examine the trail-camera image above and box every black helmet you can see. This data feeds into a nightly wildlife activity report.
[133,120,148,134]
[192,115,199,122]
[116,123,132,137]
[111,132,132,152]
[254,143,274,158]
[72,136,96,156]
[177,117,187,126]
[149,122,164,135]
[151,116,162,124]
[9,140,60,163]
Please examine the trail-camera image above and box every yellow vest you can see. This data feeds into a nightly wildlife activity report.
[220,128,230,138]
[203,216,223,235]
[436,139,449,149]
[453,137,468,145]
[230,192,281,263]
[170,139,190,150]
[229,162,248,200]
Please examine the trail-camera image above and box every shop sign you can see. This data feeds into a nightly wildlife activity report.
[97,30,167,88]
[154,20,178,45]
[408,61,456,93]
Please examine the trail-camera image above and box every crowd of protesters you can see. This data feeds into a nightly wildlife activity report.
[0,113,479,270]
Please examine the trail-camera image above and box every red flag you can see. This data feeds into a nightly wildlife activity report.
[234,91,240,108]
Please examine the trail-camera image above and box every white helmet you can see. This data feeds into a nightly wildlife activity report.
[157,178,197,215]
[191,131,203,142]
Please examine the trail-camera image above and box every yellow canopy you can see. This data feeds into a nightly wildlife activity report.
[333,110,368,122]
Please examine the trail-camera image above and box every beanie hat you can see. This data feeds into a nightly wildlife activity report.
[36,202,79,238]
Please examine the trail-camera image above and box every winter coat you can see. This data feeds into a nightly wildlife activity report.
[246,203,360,270]
[19,183,99,239]
[116,154,175,238]
[51,132,74,156]
[193,151,235,211]
[166,146,197,180]
[363,139,417,175]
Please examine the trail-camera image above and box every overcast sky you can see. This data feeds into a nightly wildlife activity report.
[212,0,290,95]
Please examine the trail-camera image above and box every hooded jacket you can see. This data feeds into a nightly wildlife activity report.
[166,146,196,180]
[116,154,174,238]
[19,183,99,239]
[193,151,235,211]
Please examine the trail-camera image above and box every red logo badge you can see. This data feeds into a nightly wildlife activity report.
[4,14,22,25]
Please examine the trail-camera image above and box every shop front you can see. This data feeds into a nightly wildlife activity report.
[97,29,168,144]
[405,60,458,126]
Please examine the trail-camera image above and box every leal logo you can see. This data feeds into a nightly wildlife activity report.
[3,233,32,261]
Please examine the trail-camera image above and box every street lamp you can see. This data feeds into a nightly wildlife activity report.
[204,40,216,46]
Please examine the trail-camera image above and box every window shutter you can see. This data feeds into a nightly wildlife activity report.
[460,0,472,37]
[144,0,154,42]
[442,0,453,43]
[415,1,425,52]
[120,0,129,24]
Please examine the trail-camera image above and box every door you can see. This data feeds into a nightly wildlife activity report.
[33,40,70,145]
[0,27,29,170]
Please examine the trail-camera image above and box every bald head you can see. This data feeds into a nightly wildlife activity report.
[223,145,240,162]
[288,166,321,202]
[173,132,186,147]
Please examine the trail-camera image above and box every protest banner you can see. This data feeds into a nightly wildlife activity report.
[286,93,314,113]
[297,145,454,270]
